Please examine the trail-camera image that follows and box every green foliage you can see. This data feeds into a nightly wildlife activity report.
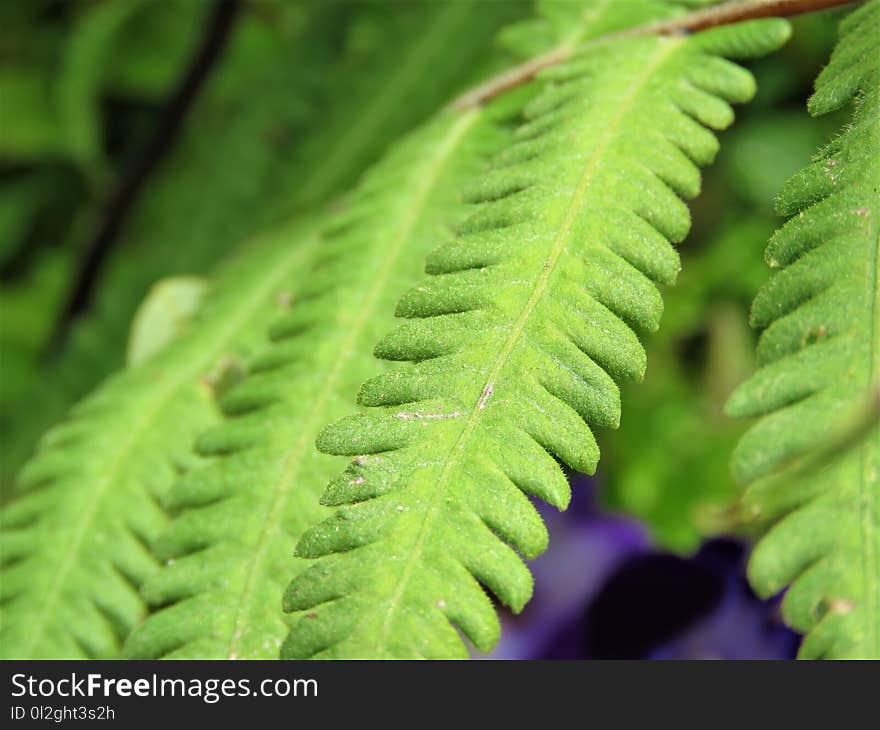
[0,221,319,658]
[123,113,507,659]
[281,19,791,659]
[123,1,722,660]
[57,0,145,175]
[0,0,212,490]
[598,29,838,550]
[726,0,880,659]
[1,0,524,660]
[0,226,319,658]
[2,0,877,662]
[1,0,525,493]
[274,0,528,215]
[0,0,203,166]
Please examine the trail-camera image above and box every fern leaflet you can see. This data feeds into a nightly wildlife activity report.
[0,221,319,658]
[280,19,792,659]
[726,0,880,659]
[122,113,505,659]
[0,0,528,659]
[122,0,727,660]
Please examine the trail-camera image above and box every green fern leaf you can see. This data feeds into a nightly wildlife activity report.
[0,221,319,658]
[726,0,880,659]
[280,19,791,659]
[122,113,505,660]
[124,0,743,663]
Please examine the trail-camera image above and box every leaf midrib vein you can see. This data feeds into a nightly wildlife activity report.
[225,111,480,659]
[20,235,316,656]
[374,40,681,654]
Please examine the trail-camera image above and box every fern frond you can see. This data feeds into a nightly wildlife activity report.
[280,19,791,659]
[0,220,319,658]
[122,113,505,659]
[726,0,880,659]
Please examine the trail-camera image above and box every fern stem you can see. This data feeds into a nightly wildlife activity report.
[453,0,858,110]
[643,0,859,32]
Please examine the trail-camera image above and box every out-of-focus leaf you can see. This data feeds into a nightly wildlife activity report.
[0,70,60,162]
[57,0,145,173]
[0,174,49,265]
[1,0,528,492]
[106,1,210,101]
[0,249,68,356]
[126,276,207,366]
[0,249,71,483]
